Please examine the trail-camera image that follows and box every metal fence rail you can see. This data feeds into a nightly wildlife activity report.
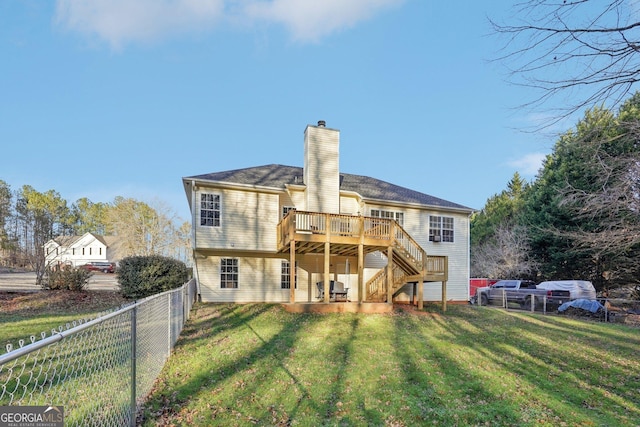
[0,279,197,426]
[475,291,638,323]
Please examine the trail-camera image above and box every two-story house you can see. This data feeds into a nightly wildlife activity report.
[44,232,120,268]
[182,121,474,310]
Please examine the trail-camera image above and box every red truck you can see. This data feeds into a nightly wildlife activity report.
[469,278,499,298]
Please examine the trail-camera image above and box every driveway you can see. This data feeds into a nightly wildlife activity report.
[0,272,119,292]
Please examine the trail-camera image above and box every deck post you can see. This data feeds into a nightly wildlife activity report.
[289,240,296,303]
[358,243,364,302]
[386,246,393,304]
[441,256,448,312]
[441,280,447,312]
[324,241,331,303]
[418,251,425,310]
[307,269,312,302]
[358,215,365,303]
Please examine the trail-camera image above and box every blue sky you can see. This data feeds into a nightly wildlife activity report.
[1,0,561,222]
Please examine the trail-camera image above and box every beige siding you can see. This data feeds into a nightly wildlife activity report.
[198,256,318,303]
[363,203,470,302]
[339,194,360,215]
[279,193,295,217]
[286,187,306,211]
[194,188,279,252]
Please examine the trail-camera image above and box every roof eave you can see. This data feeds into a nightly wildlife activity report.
[183,177,284,195]
[358,196,474,214]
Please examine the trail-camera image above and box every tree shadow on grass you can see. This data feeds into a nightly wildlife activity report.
[140,304,362,425]
[414,305,640,426]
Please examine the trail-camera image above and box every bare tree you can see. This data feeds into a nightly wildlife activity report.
[556,117,640,261]
[471,223,539,279]
[107,197,187,260]
[492,0,640,126]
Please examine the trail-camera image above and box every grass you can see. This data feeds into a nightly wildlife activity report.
[0,290,136,425]
[138,303,640,426]
[0,290,131,350]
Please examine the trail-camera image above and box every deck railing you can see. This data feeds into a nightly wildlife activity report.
[278,211,424,265]
[279,211,394,243]
[278,211,447,302]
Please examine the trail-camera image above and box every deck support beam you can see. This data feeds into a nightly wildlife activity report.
[441,257,448,312]
[442,280,447,312]
[323,241,330,303]
[386,246,393,304]
[289,240,296,303]
[358,244,364,302]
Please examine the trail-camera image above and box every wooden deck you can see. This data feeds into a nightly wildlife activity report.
[277,211,449,309]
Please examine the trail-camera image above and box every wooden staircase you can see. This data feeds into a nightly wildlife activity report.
[277,211,447,306]
[366,225,425,302]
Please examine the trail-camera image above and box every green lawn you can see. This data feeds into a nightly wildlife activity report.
[0,290,130,350]
[139,303,640,426]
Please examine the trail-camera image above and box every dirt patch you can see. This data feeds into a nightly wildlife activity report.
[0,290,132,317]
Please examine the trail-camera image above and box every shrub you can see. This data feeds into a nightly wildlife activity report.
[118,255,189,299]
[45,266,92,291]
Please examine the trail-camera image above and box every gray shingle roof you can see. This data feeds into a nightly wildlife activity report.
[186,164,472,211]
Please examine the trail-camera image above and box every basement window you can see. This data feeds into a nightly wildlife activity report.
[220,258,238,289]
[281,260,298,289]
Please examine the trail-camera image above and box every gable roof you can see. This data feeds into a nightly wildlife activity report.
[49,233,116,248]
[185,164,472,211]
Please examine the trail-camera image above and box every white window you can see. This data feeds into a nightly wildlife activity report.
[370,209,404,226]
[282,206,296,218]
[281,260,298,289]
[429,215,454,242]
[200,193,221,227]
[220,258,238,288]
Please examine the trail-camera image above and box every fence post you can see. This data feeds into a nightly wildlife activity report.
[130,305,137,427]
[168,293,172,355]
[531,294,535,313]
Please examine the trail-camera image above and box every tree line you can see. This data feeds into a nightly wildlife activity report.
[0,182,191,284]
[471,93,640,292]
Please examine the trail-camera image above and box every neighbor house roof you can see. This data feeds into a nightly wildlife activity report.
[50,233,116,247]
[185,164,472,211]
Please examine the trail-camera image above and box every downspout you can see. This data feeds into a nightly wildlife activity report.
[467,211,473,301]
[191,180,202,300]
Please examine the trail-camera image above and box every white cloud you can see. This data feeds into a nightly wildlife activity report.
[242,0,404,43]
[54,0,404,49]
[55,0,225,50]
[508,152,547,176]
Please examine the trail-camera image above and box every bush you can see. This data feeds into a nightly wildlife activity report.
[45,266,92,291]
[117,255,189,299]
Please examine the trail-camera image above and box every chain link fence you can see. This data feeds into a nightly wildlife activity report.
[0,279,197,426]
[473,290,640,324]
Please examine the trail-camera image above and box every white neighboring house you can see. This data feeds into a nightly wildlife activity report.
[44,232,119,268]
[183,121,475,306]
